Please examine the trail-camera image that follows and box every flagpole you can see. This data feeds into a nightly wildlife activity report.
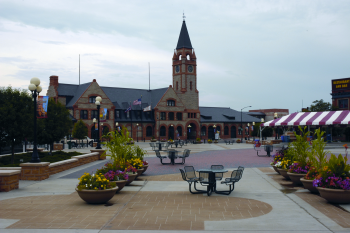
[148,62,150,91]
[130,101,133,141]
[141,95,143,142]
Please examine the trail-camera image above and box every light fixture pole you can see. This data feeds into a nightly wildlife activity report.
[115,122,119,133]
[188,124,192,140]
[136,123,139,142]
[95,96,102,149]
[260,118,264,141]
[241,106,252,143]
[93,118,97,141]
[247,123,250,140]
[274,112,278,140]
[252,122,255,140]
[28,77,42,163]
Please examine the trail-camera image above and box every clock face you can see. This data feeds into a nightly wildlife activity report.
[188,65,193,72]
[175,65,180,73]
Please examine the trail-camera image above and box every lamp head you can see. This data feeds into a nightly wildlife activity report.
[95,101,100,106]
[247,123,250,126]
[28,84,36,91]
[96,96,102,102]
[30,77,40,86]
[93,118,96,123]
[115,122,118,126]
[261,118,264,122]
[253,122,255,125]
[36,85,42,93]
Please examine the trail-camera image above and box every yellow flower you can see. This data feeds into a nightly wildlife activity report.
[101,185,103,187]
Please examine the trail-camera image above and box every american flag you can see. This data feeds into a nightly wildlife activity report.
[133,98,141,105]
[125,106,131,113]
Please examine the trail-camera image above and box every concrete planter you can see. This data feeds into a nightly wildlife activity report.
[111,180,127,193]
[300,178,319,194]
[75,187,118,204]
[277,168,290,180]
[317,187,350,204]
[125,172,137,185]
[142,165,149,174]
[272,165,280,174]
[135,168,144,179]
[287,172,305,186]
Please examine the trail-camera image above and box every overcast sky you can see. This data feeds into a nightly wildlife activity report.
[1,0,349,113]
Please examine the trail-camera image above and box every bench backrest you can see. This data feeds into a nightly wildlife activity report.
[179,169,187,181]
[230,169,243,182]
[155,150,162,158]
[184,166,196,179]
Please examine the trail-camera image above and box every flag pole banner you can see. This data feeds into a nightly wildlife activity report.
[143,105,151,111]
[133,98,142,105]
[37,96,48,118]
[100,108,107,122]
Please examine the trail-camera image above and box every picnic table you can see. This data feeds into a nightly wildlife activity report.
[196,168,228,196]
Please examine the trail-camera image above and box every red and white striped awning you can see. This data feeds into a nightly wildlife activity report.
[261,111,350,127]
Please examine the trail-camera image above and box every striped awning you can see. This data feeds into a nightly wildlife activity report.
[261,111,350,127]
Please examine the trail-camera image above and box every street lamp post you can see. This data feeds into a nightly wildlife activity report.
[260,118,264,141]
[188,124,192,141]
[247,123,250,140]
[28,77,42,163]
[241,106,252,143]
[115,122,119,133]
[252,122,255,140]
[93,118,97,142]
[274,112,278,140]
[95,96,102,149]
[136,123,139,142]
[213,124,216,141]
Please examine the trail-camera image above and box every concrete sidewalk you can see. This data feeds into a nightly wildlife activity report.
[0,143,350,232]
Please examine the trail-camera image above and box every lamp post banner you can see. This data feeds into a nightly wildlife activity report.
[37,96,48,118]
[100,108,107,122]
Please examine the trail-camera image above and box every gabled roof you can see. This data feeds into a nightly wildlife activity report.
[176,20,193,50]
[57,82,168,110]
[199,107,262,123]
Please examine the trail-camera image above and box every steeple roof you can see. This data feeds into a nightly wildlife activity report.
[176,20,193,50]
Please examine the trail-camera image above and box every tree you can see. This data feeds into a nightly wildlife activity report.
[310,99,332,112]
[0,86,33,163]
[72,119,88,143]
[251,123,273,138]
[37,98,73,153]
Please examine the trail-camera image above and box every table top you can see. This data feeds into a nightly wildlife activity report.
[196,169,228,173]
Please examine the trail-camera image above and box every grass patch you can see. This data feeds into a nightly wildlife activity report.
[0,151,83,167]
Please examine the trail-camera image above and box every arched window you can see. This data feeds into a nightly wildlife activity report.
[190,81,193,90]
[167,100,175,106]
[179,55,182,60]
[186,55,190,60]
[217,126,221,134]
[168,112,174,120]
[160,126,166,137]
[89,96,96,103]
[176,81,178,90]
[176,112,182,120]
[177,126,182,137]
[201,126,206,136]
[146,126,153,137]
[224,126,229,135]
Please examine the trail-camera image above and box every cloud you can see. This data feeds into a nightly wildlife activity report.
[41,41,66,45]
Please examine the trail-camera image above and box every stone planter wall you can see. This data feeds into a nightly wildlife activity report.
[20,162,50,181]
[53,143,63,151]
[0,170,21,192]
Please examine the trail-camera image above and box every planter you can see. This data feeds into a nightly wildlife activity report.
[317,187,350,204]
[300,178,319,194]
[272,165,280,174]
[195,141,202,144]
[111,180,128,193]
[287,172,305,186]
[75,187,118,204]
[150,139,157,142]
[277,168,290,180]
[125,172,137,185]
[135,168,144,179]
[142,165,149,174]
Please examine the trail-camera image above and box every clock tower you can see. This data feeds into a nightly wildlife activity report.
[172,19,199,110]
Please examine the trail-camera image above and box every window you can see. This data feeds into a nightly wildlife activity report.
[136,111,141,119]
[126,111,130,118]
[224,126,229,135]
[188,113,190,118]
[106,110,109,120]
[169,112,174,120]
[115,110,120,119]
[176,112,182,121]
[146,126,153,137]
[89,96,96,103]
[160,112,166,120]
[80,110,88,119]
[176,82,178,90]
[177,126,182,136]
[194,113,196,118]
[217,126,221,134]
[91,110,98,119]
[160,126,166,137]
[191,113,193,118]
[190,81,192,90]
[201,126,206,136]
[167,100,175,106]
[339,99,348,109]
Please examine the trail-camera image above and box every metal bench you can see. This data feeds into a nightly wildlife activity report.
[155,150,171,165]
[255,145,273,157]
[149,143,156,150]
[177,149,191,164]
[220,166,244,195]
[180,168,206,194]
[211,165,224,181]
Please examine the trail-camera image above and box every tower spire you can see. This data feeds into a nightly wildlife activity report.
[176,17,192,49]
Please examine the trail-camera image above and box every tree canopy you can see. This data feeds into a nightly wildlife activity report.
[72,119,88,140]
[310,99,332,112]
[37,98,73,153]
[0,86,33,163]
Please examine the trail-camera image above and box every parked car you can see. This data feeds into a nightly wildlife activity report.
[67,136,94,147]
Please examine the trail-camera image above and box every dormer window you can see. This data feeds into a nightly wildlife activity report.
[89,96,96,103]
[167,100,175,106]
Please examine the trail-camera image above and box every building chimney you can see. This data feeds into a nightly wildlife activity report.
[50,75,59,87]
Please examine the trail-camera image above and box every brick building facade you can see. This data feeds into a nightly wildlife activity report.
[46,19,260,141]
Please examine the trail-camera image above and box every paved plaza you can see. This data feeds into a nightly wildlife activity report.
[1,142,350,233]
